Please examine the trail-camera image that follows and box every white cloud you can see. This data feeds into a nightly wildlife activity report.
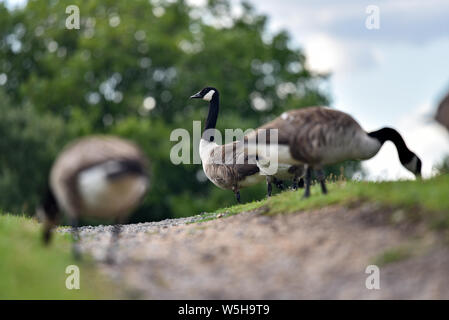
[303,34,344,73]
[251,0,449,73]
[253,0,449,45]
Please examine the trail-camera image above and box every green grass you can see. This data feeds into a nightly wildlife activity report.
[3,175,448,298]
[191,200,268,223]
[208,174,449,229]
[0,214,116,299]
[373,246,413,266]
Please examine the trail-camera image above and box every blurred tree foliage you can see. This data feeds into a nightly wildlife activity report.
[0,89,69,213]
[0,0,358,221]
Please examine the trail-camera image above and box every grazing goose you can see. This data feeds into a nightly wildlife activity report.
[247,106,422,198]
[37,136,149,261]
[436,91,449,132]
[190,87,300,201]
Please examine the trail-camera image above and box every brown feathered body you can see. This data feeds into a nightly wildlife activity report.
[200,139,264,190]
[249,106,381,166]
[50,136,149,220]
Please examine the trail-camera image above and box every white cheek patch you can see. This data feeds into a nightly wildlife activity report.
[203,90,215,101]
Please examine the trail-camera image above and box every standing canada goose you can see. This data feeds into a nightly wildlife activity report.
[190,87,264,202]
[37,136,149,262]
[190,87,300,201]
[436,91,449,132]
[247,106,422,198]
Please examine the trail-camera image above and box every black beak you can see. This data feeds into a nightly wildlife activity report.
[189,92,202,99]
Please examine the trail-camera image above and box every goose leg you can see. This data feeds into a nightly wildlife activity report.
[298,178,305,189]
[43,224,53,246]
[316,169,328,195]
[292,176,298,190]
[70,217,81,261]
[106,221,122,264]
[267,177,273,197]
[233,186,241,203]
[275,179,285,191]
[302,166,312,199]
[292,176,304,190]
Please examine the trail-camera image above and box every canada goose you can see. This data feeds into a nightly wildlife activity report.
[190,87,265,202]
[247,106,422,198]
[436,92,449,132]
[190,87,300,201]
[37,136,149,262]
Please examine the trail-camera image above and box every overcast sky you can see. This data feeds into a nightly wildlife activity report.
[244,0,449,180]
[4,0,449,180]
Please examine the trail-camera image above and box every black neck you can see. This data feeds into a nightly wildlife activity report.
[202,93,219,142]
[368,127,414,165]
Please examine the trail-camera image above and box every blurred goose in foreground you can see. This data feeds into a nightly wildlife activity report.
[37,136,149,262]
[247,106,422,198]
[436,91,449,132]
[190,87,302,201]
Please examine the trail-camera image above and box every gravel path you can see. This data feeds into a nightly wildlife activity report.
[71,205,449,299]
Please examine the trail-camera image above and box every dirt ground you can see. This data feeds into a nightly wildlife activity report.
[76,204,449,299]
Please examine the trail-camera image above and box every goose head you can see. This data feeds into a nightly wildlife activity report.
[403,154,422,177]
[190,87,219,101]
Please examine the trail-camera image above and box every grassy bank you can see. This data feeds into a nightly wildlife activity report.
[2,175,448,298]
[211,175,449,229]
[0,214,115,299]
